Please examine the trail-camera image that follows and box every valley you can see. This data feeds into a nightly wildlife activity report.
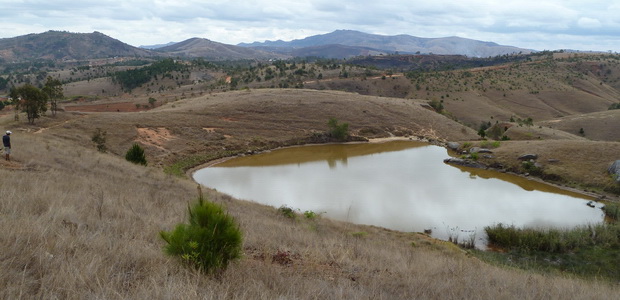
[1,32,620,298]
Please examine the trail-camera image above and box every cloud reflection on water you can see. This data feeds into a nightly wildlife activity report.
[194,142,603,246]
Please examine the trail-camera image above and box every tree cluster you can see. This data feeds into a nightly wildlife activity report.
[9,84,48,124]
[112,58,188,91]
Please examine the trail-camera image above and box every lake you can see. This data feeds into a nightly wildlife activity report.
[193,141,604,247]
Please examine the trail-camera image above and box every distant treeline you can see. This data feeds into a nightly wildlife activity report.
[111,58,189,91]
[347,53,533,74]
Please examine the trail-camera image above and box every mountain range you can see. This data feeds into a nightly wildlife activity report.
[238,30,533,58]
[0,30,533,63]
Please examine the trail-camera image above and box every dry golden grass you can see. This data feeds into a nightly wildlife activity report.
[41,89,479,167]
[473,139,620,195]
[2,109,620,299]
[539,109,620,142]
[504,124,587,141]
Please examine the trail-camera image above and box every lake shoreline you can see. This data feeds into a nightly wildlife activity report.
[190,137,616,205]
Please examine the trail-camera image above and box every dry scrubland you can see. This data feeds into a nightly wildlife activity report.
[305,56,620,130]
[471,139,620,194]
[58,89,480,167]
[2,115,620,299]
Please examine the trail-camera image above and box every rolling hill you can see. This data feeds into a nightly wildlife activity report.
[0,30,157,62]
[154,37,288,60]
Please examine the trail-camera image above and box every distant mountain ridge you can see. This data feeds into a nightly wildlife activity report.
[139,42,178,49]
[154,38,287,60]
[0,30,156,62]
[0,29,534,63]
[239,30,533,58]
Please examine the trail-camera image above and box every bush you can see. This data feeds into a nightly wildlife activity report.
[327,117,349,141]
[125,143,147,165]
[160,194,243,274]
[91,128,107,153]
[521,161,542,176]
[427,99,444,113]
[278,205,296,219]
[303,210,318,219]
[603,202,620,221]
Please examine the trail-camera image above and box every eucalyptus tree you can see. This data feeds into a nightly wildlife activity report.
[42,76,63,116]
[9,84,48,124]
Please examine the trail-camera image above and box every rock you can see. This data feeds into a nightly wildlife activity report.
[443,158,487,169]
[470,147,493,154]
[547,159,560,163]
[608,160,620,183]
[447,142,460,151]
[518,154,538,160]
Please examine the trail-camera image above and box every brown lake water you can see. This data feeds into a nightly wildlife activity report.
[193,141,604,247]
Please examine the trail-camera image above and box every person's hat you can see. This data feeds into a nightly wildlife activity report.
[6,131,11,135]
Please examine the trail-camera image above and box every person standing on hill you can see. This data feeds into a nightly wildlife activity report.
[3,130,11,161]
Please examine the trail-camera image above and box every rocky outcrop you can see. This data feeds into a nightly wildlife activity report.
[609,160,620,183]
[447,142,460,151]
[470,147,493,154]
[518,154,538,160]
[443,158,487,169]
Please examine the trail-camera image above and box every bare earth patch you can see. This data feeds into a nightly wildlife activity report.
[135,127,175,151]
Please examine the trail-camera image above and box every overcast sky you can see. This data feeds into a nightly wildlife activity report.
[1,0,619,52]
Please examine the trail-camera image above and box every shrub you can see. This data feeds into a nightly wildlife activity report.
[91,128,107,153]
[160,194,243,274]
[125,143,147,165]
[303,210,318,219]
[148,97,157,107]
[327,117,349,141]
[278,205,296,219]
[603,202,620,221]
[521,161,542,176]
[427,99,444,113]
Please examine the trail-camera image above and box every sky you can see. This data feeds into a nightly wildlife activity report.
[1,0,619,52]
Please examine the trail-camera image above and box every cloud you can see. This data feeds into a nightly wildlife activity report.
[577,17,602,29]
[0,0,618,52]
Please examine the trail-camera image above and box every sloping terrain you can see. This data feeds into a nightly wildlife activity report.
[2,122,618,298]
[0,31,156,61]
[304,54,620,130]
[155,38,288,60]
[54,89,479,166]
[539,110,620,142]
[3,51,620,297]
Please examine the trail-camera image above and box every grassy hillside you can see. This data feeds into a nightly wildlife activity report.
[305,53,620,129]
[2,111,620,299]
[2,52,620,298]
[53,89,478,168]
[539,109,620,142]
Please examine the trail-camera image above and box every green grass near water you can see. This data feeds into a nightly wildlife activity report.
[475,202,620,282]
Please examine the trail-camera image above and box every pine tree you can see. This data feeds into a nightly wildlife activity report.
[125,143,147,165]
